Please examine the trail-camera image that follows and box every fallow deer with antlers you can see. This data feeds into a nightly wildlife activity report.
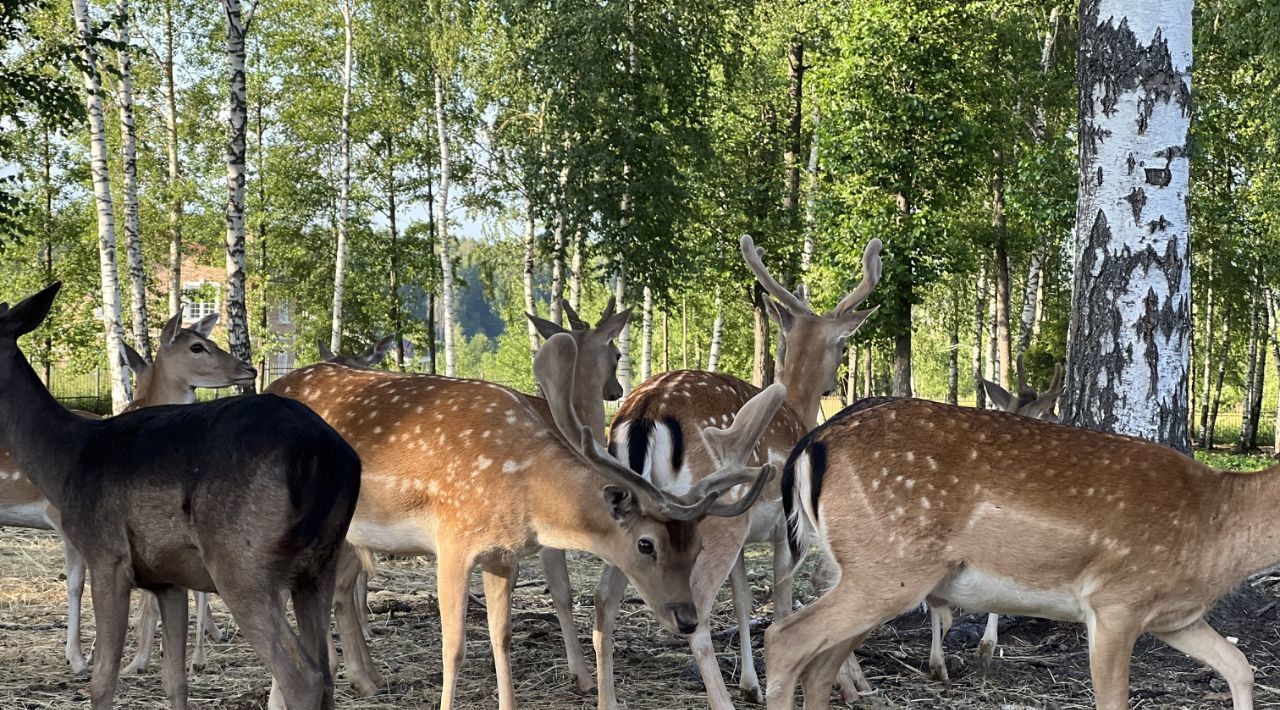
[595,235,882,709]
[267,326,780,709]
[769,397,1265,710]
[0,310,253,677]
[0,282,360,710]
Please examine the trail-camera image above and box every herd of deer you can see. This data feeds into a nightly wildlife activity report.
[0,235,1270,710]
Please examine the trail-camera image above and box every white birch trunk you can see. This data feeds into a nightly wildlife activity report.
[569,227,583,313]
[972,261,987,409]
[1267,292,1280,455]
[801,110,819,277]
[163,0,182,318]
[434,72,457,377]
[549,154,569,327]
[707,290,723,373]
[640,286,653,381]
[73,0,132,412]
[615,261,631,396]
[845,345,858,406]
[523,197,539,363]
[1065,1,1193,452]
[113,0,150,359]
[1016,254,1041,356]
[221,0,254,380]
[330,0,354,353]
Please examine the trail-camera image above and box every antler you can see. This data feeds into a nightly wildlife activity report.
[596,296,618,325]
[562,300,591,330]
[317,339,336,362]
[832,238,884,316]
[692,383,786,516]
[740,235,811,315]
[534,332,766,522]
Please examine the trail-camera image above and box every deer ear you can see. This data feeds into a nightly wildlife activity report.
[317,339,336,362]
[833,305,878,340]
[981,379,1012,412]
[601,485,638,524]
[595,308,632,341]
[190,313,219,338]
[0,282,61,339]
[122,341,149,377]
[527,313,567,340]
[356,335,395,368]
[160,309,184,347]
[762,297,794,332]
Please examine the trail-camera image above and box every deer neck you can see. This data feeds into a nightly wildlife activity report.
[1218,467,1280,580]
[135,358,197,407]
[529,460,622,555]
[778,364,826,426]
[0,350,86,510]
[574,393,607,443]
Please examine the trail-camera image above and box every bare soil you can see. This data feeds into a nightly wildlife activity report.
[2,527,1278,708]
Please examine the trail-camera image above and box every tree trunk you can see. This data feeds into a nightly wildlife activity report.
[801,110,819,278]
[782,39,804,225]
[845,345,858,406]
[164,0,182,319]
[863,345,873,398]
[948,296,960,405]
[681,296,689,369]
[1199,256,1214,447]
[986,279,998,382]
[1267,292,1280,455]
[993,163,1011,390]
[434,72,456,376]
[426,292,436,374]
[1250,319,1266,451]
[1016,254,1041,356]
[387,138,403,370]
[662,310,669,371]
[640,286,653,381]
[522,197,539,364]
[569,226,583,313]
[751,284,773,387]
[615,261,631,396]
[1207,317,1229,447]
[330,0,354,353]
[73,0,132,412]
[1238,296,1260,454]
[113,0,150,359]
[549,153,569,327]
[41,125,54,386]
[893,295,913,397]
[221,0,255,388]
[1064,1,1193,453]
[973,261,988,409]
[707,290,724,373]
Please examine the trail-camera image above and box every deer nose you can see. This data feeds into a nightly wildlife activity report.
[245,366,258,378]
[668,603,698,634]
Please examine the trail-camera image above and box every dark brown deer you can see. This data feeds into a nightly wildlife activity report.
[0,283,360,710]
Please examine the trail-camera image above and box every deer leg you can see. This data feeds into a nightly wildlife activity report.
[540,547,593,693]
[190,592,209,672]
[929,602,953,683]
[482,562,519,710]
[771,521,794,620]
[800,635,864,710]
[223,587,325,710]
[437,550,474,710]
[123,591,160,674]
[87,564,133,710]
[835,653,871,702]
[62,537,90,676]
[355,569,372,641]
[1084,609,1140,710]
[687,522,748,710]
[976,613,999,674]
[730,553,762,705]
[765,568,942,710]
[333,542,381,696]
[155,586,189,710]
[200,592,225,641]
[592,564,629,710]
[1156,619,1253,710]
[292,563,338,710]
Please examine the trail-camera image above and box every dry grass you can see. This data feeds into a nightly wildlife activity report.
[3,526,1280,708]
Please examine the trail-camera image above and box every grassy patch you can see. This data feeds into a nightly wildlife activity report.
[1195,449,1274,472]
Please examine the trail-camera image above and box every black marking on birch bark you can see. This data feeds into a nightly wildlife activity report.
[1125,187,1146,224]
[1096,167,1103,186]
[1145,167,1171,186]
[1079,1,1191,156]
[1126,153,1136,174]
[1147,215,1171,233]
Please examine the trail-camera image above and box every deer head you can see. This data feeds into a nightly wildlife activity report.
[534,331,781,634]
[0,282,62,372]
[528,298,630,403]
[742,235,882,421]
[980,356,1064,422]
[317,334,396,369]
[129,310,255,405]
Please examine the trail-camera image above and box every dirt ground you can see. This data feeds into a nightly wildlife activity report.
[2,526,1279,708]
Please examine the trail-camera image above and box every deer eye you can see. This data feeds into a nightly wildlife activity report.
[637,538,655,556]
[190,343,207,354]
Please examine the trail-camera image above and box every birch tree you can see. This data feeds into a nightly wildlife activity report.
[329,0,354,353]
[72,0,132,411]
[163,0,182,318]
[111,0,150,358]
[221,0,259,383]
[1064,1,1193,453]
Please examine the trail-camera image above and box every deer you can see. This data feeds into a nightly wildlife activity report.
[316,334,396,370]
[0,282,361,710]
[0,309,252,676]
[821,358,1065,694]
[595,234,883,710]
[767,396,1265,710]
[266,329,781,709]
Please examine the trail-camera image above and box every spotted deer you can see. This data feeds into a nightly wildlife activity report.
[596,235,882,709]
[266,329,779,708]
[0,310,253,676]
[0,283,360,710]
[769,398,1263,710]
